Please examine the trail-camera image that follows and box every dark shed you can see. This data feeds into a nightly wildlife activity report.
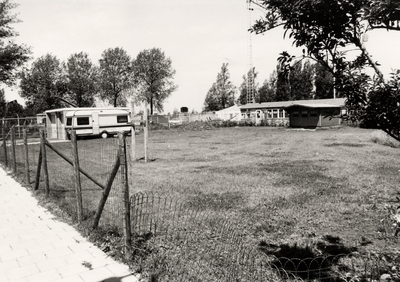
[285,100,345,128]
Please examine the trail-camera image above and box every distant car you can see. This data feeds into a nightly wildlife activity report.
[169,118,183,125]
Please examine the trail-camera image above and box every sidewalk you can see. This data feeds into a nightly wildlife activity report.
[0,167,140,282]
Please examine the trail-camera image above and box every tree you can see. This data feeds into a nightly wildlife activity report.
[237,67,259,105]
[65,52,97,107]
[203,63,236,112]
[0,0,30,87]
[19,54,66,114]
[250,0,400,141]
[314,63,334,99]
[133,48,177,115]
[98,47,132,107]
[290,59,314,100]
[0,88,5,117]
[258,70,277,103]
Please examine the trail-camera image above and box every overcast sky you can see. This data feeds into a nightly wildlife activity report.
[5,0,400,113]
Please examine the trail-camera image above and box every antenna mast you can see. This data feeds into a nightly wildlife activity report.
[247,0,255,104]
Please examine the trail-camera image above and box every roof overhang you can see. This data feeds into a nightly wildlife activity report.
[285,104,342,109]
[239,98,345,110]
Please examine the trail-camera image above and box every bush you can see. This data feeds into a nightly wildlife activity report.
[370,130,400,148]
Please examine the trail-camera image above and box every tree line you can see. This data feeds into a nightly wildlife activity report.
[0,1,177,118]
[19,48,177,117]
[203,59,335,112]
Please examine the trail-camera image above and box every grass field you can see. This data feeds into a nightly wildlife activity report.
[6,125,400,278]
[121,126,399,253]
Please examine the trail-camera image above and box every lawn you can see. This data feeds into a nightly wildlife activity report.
[127,126,400,253]
[4,125,400,280]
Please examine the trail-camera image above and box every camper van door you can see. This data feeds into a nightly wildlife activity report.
[92,112,100,134]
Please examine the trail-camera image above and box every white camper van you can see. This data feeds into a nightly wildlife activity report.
[64,108,132,139]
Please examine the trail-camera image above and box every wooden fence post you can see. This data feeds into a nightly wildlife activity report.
[70,130,83,223]
[2,124,7,167]
[119,132,131,258]
[40,129,49,195]
[131,126,135,162]
[34,146,42,191]
[23,128,30,185]
[10,126,16,173]
[144,100,148,163]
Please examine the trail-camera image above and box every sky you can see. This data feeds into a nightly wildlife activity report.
[5,0,400,114]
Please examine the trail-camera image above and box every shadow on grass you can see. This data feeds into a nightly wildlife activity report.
[325,142,366,147]
[259,235,358,281]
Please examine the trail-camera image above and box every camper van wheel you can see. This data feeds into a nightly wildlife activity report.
[101,132,108,139]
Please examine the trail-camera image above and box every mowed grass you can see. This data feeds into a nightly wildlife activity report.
[128,126,400,253]
[9,125,400,255]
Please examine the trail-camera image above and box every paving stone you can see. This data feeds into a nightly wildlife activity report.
[1,248,29,262]
[0,258,19,272]
[78,267,115,282]
[53,274,85,282]
[35,257,67,272]
[6,264,40,281]
[17,253,47,267]
[0,167,140,282]
[63,250,95,264]
[26,269,62,282]
[56,261,92,278]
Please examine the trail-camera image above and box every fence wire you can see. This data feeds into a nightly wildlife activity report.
[130,191,400,282]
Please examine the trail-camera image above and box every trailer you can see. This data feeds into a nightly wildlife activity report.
[64,108,132,139]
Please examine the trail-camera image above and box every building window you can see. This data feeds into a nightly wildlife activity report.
[117,115,128,123]
[273,109,278,118]
[66,118,72,126]
[292,111,299,117]
[302,111,308,118]
[267,110,272,118]
[77,117,90,126]
[279,109,285,118]
[310,110,318,117]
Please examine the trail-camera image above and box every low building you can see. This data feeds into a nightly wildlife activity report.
[285,99,345,128]
[239,101,291,126]
[215,105,241,121]
[239,98,346,127]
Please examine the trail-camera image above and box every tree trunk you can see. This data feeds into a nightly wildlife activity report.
[150,97,154,115]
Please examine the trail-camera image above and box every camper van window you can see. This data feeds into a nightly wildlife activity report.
[77,117,90,126]
[66,118,72,126]
[117,115,128,123]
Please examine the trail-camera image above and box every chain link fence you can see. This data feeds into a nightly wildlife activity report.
[130,191,400,282]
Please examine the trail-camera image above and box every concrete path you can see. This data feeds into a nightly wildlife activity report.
[0,167,140,282]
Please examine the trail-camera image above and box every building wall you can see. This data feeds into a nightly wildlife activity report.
[288,106,341,128]
[240,108,289,126]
